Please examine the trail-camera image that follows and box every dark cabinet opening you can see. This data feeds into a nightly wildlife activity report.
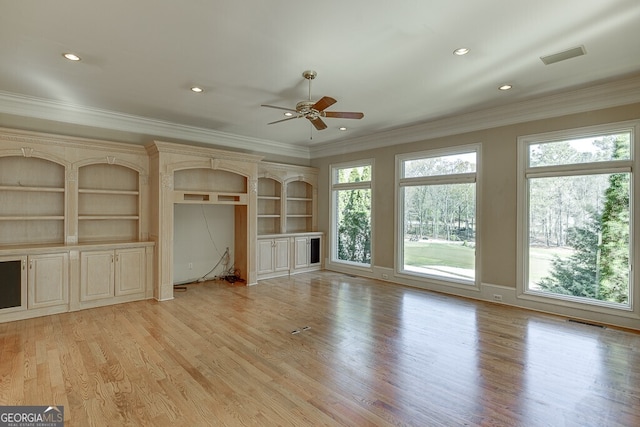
[0,260,22,310]
[310,237,320,264]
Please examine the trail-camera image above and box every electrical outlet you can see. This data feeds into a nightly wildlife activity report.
[188,262,193,270]
[493,294,503,302]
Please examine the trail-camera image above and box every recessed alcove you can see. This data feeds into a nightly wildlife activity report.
[173,204,235,284]
[172,168,245,285]
[146,141,262,301]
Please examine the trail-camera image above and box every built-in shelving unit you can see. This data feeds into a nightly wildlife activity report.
[78,163,140,243]
[257,163,318,236]
[286,180,313,233]
[0,128,153,323]
[258,177,282,235]
[0,156,66,245]
[0,127,325,322]
[256,162,322,280]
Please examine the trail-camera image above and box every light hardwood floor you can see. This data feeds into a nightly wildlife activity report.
[1,271,639,426]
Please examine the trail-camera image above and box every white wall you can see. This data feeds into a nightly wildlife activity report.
[173,204,235,284]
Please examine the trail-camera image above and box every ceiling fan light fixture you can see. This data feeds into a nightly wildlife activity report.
[453,47,470,56]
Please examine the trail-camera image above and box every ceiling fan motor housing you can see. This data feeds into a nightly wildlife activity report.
[296,101,319,118]
[302,70,317,80]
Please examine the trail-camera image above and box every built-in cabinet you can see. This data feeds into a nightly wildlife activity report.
[256,162,322,280]
[0,252,69,316]
[80,247,145,302]
[257,233,322,279]
[0,127,324,322]
[28,252,69,310]
[293,235,322,270]
[0,128,153,323]
[257,237,291,277]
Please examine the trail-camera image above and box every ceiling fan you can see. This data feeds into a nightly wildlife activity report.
[261,70,364,131]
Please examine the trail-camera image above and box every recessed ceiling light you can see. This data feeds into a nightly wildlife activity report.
[339,127,347,131]
[190,86,204,93]
[63,53,81,61]
[453,47,470,56]
[499,84,513,91]
[284,112,294,117]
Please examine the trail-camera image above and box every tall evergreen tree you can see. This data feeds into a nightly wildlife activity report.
[537,214,600,298]
[536,135,630,304]
[598,138,630,303]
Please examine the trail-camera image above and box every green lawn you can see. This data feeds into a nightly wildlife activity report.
[528,246,574,284]
[403,241,573,284]
[404,240,475,269]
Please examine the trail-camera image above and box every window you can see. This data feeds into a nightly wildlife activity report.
[330,161,372,267]
[397,146,478,285]
[518,122,637,310]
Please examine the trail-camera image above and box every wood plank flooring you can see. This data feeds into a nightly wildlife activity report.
[1,270,640,426]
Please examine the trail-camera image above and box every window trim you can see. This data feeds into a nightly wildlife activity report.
[516,120,640,318]
[329,159,374,270]
[395,143,481,289]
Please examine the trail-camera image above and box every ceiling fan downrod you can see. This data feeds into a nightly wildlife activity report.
[302,70,317,101]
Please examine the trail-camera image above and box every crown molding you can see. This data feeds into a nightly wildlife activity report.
[310,74,640,158]
[0,91,310,160]
[2,74,640,161]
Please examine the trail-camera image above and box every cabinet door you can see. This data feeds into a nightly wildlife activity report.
[293,237,310,269]
[27,253,69,309]
[257,239,275,275]
[80,250,114,302]
[115,247,145,296]
[273,238,290,272]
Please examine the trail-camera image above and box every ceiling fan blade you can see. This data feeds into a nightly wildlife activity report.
[261,104,298,113]
[323,111,364,119]
[307,116,327,130]
[268,116,300,125]
[312,96,337,112]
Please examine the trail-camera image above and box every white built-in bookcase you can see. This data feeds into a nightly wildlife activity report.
[0,128,153,322]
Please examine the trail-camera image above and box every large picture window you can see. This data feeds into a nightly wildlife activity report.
[518,123,637,310]
[330,161,372,267]
[397,146,478,285]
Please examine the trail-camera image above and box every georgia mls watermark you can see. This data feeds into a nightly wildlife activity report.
[0,406,64,427]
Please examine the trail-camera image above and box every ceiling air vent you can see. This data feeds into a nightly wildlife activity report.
[540,45,586,65]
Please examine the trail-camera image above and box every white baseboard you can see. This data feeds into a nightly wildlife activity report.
[479,282,518,305]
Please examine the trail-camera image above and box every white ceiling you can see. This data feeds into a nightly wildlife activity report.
[1,0,640,158]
